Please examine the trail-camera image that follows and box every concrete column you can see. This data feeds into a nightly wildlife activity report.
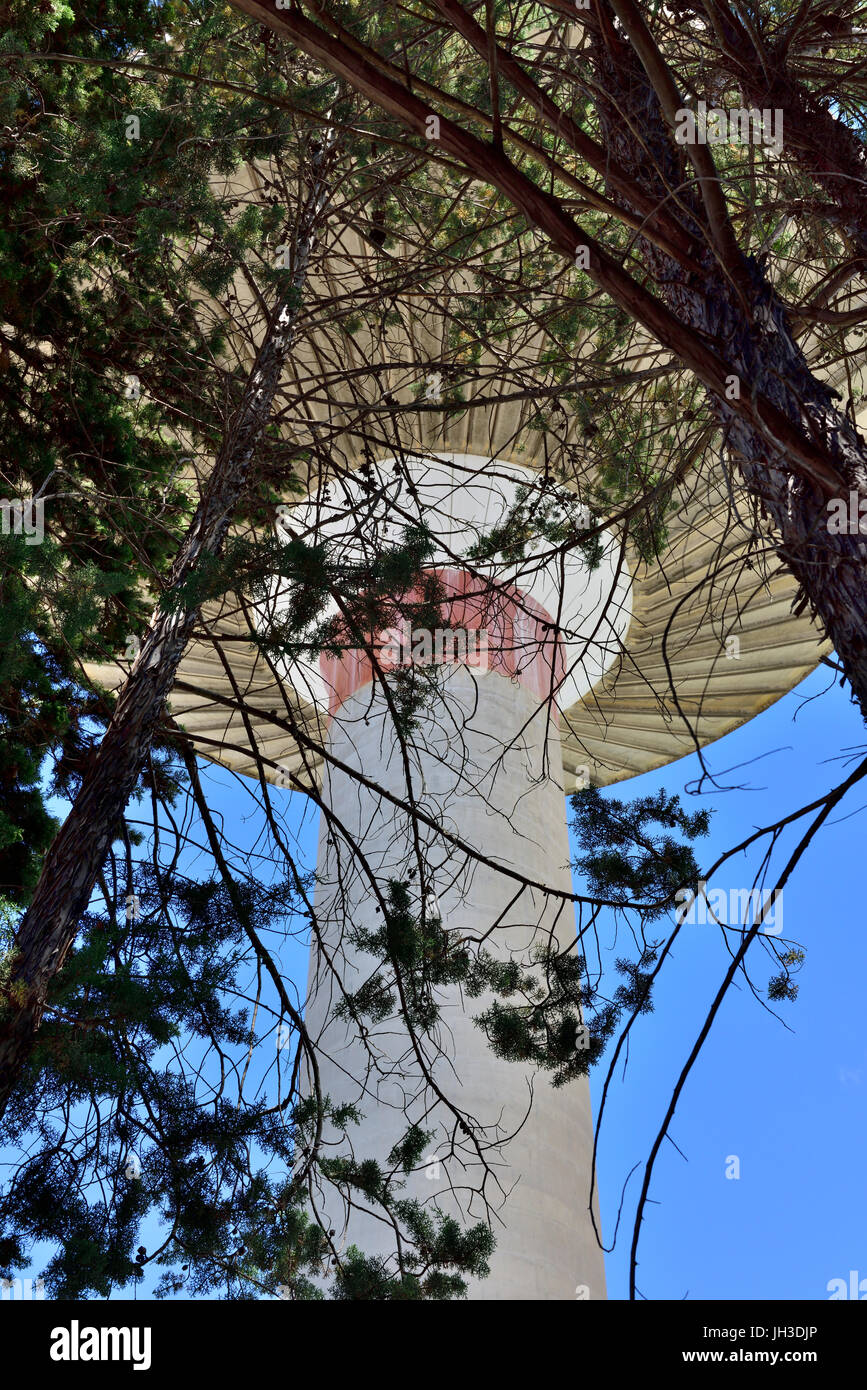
[303,655,606,1300]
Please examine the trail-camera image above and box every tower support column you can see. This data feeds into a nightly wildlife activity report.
[304,650,606,1300]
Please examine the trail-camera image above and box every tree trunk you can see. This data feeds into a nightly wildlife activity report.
[585,18,867,716]
[0,146,331,1120]
[697,2,867,266]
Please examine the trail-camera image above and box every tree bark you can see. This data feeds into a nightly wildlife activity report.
[0,145,331,1119]
[586,12,867,716]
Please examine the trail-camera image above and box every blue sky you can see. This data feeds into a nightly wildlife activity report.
[7,660,865,1301]
[190,658,867,1301]
[588,665,867,1300]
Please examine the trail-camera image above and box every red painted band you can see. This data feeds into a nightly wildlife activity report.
[320,567,565,718]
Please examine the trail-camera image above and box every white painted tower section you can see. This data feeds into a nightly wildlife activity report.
[274,455,630,1299]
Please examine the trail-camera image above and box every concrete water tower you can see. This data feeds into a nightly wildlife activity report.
[128,423,825,1300]
[274,449,630,1301]
[86,210,830,1295]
